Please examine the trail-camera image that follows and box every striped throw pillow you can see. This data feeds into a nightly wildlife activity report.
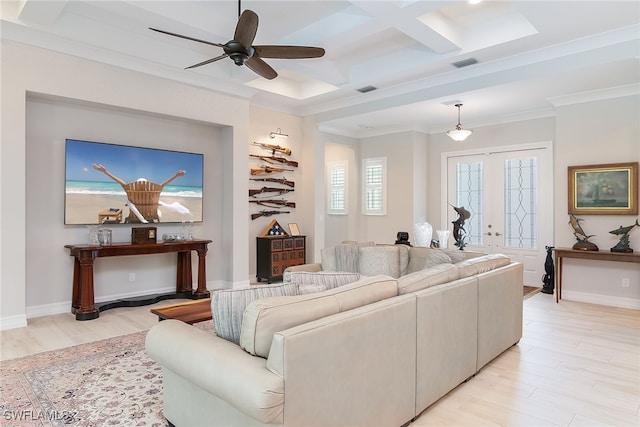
[211,283,299,344]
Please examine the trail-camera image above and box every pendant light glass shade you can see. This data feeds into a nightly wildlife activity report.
[447,104,472,142]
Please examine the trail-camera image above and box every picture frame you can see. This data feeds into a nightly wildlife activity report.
[288,223,300,236]
[568,162,638,215]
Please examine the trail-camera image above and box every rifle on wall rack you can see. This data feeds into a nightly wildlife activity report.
[249,154,298,167]
[249,199,296,208]
[252,141,292,156]
[250,165,294,175]
[249,177,295,188]
[251,210,290,220]
[249,187,295,197]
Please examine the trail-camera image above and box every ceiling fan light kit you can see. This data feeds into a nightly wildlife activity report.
[149,5,324,80]
[447,103,472,142]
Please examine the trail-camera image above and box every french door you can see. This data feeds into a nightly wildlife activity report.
[444,143,553,286]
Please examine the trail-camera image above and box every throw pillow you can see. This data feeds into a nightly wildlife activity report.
[321,241,375,272]
[441,248,468,263]
[298,284,327,294]
[406,248,452,274]
[286,271,361,290]
[211,283,299,345]
[358,246,401,278]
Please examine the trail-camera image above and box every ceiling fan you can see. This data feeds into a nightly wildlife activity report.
[149,2,325,80]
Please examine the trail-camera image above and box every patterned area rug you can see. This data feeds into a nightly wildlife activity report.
[0,322,213,427]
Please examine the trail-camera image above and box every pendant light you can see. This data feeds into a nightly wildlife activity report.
[446,103,472,142]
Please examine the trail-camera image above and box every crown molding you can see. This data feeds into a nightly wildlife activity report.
[546,83,640,107]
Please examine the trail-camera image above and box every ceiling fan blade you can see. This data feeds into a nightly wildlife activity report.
[149,27,225,48]
[185,53,229,70]
[254,45,325,59]
[234,9,258,50]
[245,55,277,80]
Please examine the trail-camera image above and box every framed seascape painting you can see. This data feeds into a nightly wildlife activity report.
[65,139,204,225]
[568,162,638,215]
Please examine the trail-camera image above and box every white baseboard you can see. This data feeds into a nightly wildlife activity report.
[14,281,225,325]
[561,290,640,310]
[0,314,28,331]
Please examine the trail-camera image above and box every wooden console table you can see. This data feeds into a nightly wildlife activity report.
[553,248,640,303]
[65,239,212,320]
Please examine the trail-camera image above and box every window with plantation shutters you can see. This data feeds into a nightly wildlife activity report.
[328,161,347,214]
[363,157,386,215]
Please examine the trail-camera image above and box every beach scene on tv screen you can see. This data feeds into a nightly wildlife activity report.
[65,139,204,225]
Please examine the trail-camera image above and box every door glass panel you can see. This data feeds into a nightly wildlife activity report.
[456,161,483,246]
[504,157,537,249]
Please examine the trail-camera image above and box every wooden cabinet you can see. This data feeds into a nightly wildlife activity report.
[256,236,306,283]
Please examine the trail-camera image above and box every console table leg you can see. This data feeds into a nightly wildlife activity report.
[75,256,99,320]
[176,251,193,293]
[71,258,81,311]
[194,248,210,298]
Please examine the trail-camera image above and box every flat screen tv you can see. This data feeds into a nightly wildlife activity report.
[65,139,204,225]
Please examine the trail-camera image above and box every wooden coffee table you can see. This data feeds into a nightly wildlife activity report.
[150,298,212,324]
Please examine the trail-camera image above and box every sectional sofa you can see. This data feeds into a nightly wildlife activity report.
[146,243,523,426]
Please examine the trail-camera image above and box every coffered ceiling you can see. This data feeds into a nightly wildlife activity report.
[2,0,638,137]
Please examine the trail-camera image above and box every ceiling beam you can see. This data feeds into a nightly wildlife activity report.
[18,0,68,25]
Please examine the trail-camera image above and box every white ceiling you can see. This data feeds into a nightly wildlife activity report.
[2,0,639,137]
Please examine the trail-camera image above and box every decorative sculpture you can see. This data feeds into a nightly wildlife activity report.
[609,219,639,253]
[541,246,555,294]
[413,221,432,247]
[451,205,471,250]
[568,214,598,251]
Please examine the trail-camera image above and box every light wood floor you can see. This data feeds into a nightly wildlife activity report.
[1,293,638,426]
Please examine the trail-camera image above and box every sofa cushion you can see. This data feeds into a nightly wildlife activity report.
[397,263,460,294]
[406,248,453,274]
[211,283,299,345]
[358,246,404,278]
[285,271,361,290]
[456,254,511,278]
[440,248,468,263]
[240,275,398,358]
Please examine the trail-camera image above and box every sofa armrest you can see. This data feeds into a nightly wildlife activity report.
[145,320,284,425]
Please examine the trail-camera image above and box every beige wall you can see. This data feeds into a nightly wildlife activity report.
[24,96,227,309]
[553,96,640,305]
[321,131,428,246]
[324,137,359,248]
[247,106,305,279]
[0,40,278,328]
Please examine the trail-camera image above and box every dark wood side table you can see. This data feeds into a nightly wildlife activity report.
[65,239,212,320]
[553,247,640,303]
